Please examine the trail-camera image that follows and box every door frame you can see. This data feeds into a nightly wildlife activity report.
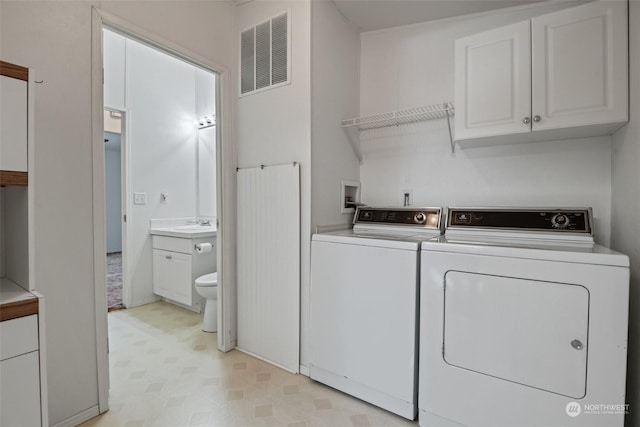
[91,7,237,413]
[103,107,131,308]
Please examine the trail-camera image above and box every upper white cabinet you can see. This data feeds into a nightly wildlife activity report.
[454,21,531,141]
[455,1,627,145]
[1,62,29,175]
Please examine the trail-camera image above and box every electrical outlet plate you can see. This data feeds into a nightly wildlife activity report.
[134,192,147,205]
[402,189,412,207]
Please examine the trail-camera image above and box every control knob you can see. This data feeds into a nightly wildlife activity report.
[551,213,570,229]
[414,212,426,224]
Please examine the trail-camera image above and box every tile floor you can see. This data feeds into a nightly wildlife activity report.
[81,301,417,427]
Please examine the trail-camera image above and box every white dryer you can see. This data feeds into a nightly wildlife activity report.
[419,208,630,427]
[311,207,443,419]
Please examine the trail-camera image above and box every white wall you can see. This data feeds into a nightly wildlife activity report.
[311,0,361,228]
[103,29,126,111]
[234,0,312,363]
[198,126,217,218]
[195,68,217,218]
[0,1,234,424]
[105,131,122,253]
[308,0,360,366]
[359,2,613,244]
[611,2,640,426]
[126,37,199,306]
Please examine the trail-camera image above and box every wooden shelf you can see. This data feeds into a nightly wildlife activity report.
[0,278,38,321]
[0,171,28,186]
[0,61,28,81]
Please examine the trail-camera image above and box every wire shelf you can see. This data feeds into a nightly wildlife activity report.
[341,102,454,131]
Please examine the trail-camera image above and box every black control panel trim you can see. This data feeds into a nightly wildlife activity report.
[354,207,442,229]
[446,207,592,235]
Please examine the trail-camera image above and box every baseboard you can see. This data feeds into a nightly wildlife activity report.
[128,295,161,308]
[51,405,100,427]
[236,347,298,374]
[299,365,310,377]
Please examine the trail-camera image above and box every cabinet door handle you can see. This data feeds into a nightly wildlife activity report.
[533,115,541,123]
[165,255,172,260]
[523,117,531,125]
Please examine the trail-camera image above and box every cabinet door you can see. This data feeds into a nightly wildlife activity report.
[152,249,192,306]
[152,249,173,298]
[0,75,28,172]
[532,0,627,131]
[0,351,42,427]
[455,20,531,141]
[168,252,192,306]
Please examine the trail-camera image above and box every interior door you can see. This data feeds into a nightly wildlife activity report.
[454,20,531,141]
[443,271,589,398]
[531,0,627,130]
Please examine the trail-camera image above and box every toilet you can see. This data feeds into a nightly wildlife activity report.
[194,272,218,332]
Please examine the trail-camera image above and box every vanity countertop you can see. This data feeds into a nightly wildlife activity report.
[149,224,216,239]
[0,278,39,321]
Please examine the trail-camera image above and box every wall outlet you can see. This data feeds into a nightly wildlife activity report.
[134,192,147,205]
[402,190,412,207]
[160,192,168,204]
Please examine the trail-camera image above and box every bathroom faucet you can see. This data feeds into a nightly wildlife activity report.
[198,219,211,226]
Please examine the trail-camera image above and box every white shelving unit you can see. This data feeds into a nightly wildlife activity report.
[341,102,456,160]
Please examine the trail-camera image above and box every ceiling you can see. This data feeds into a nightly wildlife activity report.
[331,0,548,32]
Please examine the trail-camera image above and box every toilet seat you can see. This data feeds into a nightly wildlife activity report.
[196,272,217,287]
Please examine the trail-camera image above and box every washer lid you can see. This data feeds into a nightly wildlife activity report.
[312,229,436,250]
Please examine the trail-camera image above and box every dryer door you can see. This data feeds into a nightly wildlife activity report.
[443,271,589,398]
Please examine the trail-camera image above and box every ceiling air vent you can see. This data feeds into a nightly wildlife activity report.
[240,10,290,96]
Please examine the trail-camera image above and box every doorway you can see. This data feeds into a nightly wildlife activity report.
[92,7,235,414]
[104,108,125,311]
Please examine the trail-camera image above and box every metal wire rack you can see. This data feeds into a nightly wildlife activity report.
[341,102,456,158]
[341,102,454,130]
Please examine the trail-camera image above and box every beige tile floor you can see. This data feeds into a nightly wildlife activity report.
[81,301,417,427]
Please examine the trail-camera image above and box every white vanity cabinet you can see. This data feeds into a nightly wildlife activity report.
[455,0,627,145]
[152,234,216,310]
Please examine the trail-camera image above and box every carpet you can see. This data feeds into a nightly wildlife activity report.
[107,252,125,311]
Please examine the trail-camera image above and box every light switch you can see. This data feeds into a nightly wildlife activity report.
[134,192,147,205]
[161,193,168,204]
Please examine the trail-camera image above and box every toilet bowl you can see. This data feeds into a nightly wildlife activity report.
[194,272,218,332]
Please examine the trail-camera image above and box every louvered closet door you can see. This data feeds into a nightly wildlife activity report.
[237,163,300,373]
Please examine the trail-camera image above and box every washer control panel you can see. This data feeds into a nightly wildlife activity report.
[355,207,442,229]
[447,208,592,234]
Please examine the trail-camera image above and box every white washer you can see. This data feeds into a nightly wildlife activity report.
[419,207,630,427]
[310,207,443,419]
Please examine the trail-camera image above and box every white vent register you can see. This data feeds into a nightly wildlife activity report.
[240,10,290,96]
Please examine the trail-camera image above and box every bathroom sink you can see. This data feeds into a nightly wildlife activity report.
[150,224,216,238]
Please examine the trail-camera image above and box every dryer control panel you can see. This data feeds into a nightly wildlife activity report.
[447,208,592,234]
